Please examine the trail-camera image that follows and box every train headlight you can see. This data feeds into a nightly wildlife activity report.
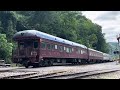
[31,51,37,56]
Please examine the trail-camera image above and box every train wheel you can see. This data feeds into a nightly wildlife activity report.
[48,60,53,66]
[48,61,50,66]
[25,65,28,68]
[39,61,46,67]
[23,61,29,68]
[24,62,29,68]
[39,62,43,67]
[32,63,39,68]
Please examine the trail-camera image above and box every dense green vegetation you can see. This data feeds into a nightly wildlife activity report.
[0,11,110,63]
[0,34,13,63]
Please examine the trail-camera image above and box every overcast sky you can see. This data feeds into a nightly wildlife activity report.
[82,11,120,43]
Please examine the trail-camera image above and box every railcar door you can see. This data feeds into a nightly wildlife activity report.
[18,39,39,59]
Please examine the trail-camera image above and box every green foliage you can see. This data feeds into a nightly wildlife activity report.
[0,11,110,63]
[0,34,13,63]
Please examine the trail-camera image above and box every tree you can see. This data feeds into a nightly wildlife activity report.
[0,34,13,63]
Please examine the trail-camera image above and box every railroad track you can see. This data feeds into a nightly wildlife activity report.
[0,64,120,79]
[27,68,120,79]
[13,71,67,79]
[0,71,67,79]
[0,69,119,79]
[0,72,38,79]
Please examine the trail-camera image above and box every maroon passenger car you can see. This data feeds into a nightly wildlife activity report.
[88,48,103,63]
[12,30,89,67]
[12,30,111,68]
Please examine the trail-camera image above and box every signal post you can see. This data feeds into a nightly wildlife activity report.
[117,35,120,63]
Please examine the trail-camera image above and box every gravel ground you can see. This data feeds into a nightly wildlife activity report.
[0,71,36,78]
[14,62,120,77]
[0,67,24,72]
[81,71,120,79]
[1,62,120,79]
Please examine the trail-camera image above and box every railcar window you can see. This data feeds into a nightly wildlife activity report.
[90,53,91,56]
[62,46,64,51]
[69,48,72,53]
[47,44,51,50]
[25,41,32,48]
[34,41,38,48]
[41,42,46,49]
[72,48,74,52]
[59,46,63,52]
[81,50,84,54]
[64,47,66,51]
[19,42,24,49]
[66,47,69,53]
[83,50,86,54]
[78,49,81,54]
[51,44,55,50]
[76,49,79,54]
[58,45,60,51]
[55,45,57,49]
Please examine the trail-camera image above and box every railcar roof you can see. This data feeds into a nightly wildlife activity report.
[88,48,103,53]
[88,48,110,56]
[13,30,87,48]
[103,53,110,56]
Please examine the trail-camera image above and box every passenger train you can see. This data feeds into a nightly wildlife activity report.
[12,30,112,68]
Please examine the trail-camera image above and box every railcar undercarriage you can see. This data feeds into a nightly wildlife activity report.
[13,57,111,68]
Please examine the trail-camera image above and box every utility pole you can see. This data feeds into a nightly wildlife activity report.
[117,34,120,63]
